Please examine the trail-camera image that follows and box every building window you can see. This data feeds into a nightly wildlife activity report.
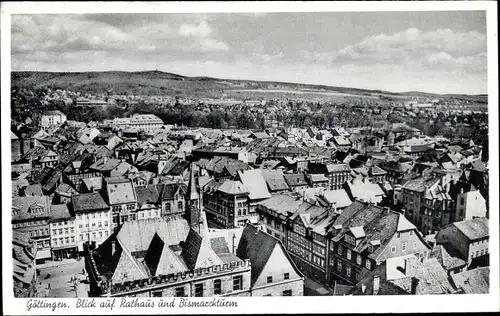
[397,232,401,238]
[284,273,290,280]
[391,246,396,254]
[194,283,204,297]
[346,265,351,277]
[178,201,183,210]
[175,287,185,297]
[214,279,222,295]
[337,245,343,256]
[413,242,417,249]
[53,239,57,246]
[337,262,342,272]
[347,249,352,260]
[282,290,292,296]
[152,291,162,297]
[356,255,362,265]
[267,276,273,284]
[366,260,371,270]
[401,242,407,252]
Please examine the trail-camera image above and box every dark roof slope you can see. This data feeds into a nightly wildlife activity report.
[72,192,109,213]
[236,224,278,285]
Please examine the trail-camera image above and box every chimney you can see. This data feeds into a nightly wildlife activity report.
[410,277,419,294]
[373,275,380,295]
[111,241,116,256]
[383,206,390,215]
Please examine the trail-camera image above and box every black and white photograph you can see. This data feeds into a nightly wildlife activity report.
[2,1,498,314]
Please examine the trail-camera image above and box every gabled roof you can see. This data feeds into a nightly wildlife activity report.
[217,180,249,195]
[451,267,489,294]
[72,192,109,213]
[136,184,161,208]
[237,224,293,286]
[284,173,308,187]
[453,217,488,241]
[320,189,352,209]
[262,169,290,192]
[160,182,186,200]
[181,229,223,270]
[238,169,271,200]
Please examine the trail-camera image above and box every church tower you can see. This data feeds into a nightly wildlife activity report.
[185,163,202,234]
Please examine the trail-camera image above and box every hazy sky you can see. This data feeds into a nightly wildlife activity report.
[11,11,488,94]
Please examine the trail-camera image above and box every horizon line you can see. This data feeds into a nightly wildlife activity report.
[10,69,488,97]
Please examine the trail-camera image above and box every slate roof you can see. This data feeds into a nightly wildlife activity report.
[135,184,161,208]
[72,192,109,213]
[237,224,291,286]
[161,182,186,200]
[453,218,488,241]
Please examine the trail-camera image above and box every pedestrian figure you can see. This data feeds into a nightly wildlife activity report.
[48,283,51,290]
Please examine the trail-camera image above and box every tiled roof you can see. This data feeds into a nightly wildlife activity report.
[90,158,122,171]
[321,189,352,209]
[116,218,190,254]
[326,163,351,173]
[72,192,109,213]
[217,180,249,195]
[262,169,290,192]
[210,237,231,254]
[453,217,488,241]
[106,178,136,205]
[346,178,385,203]
[451,267,489,294]
[238,169,271,200]
[258,194,304,217]
[284,173,308,187]
[49,204,71,221]
[24,184,43,197]
[428,245,466,271]
[81,177,104,191]
[12,196,50,221]
[309,174,329,182]
[369,165,387,176]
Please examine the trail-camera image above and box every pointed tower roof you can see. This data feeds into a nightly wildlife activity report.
[187,163,200,200]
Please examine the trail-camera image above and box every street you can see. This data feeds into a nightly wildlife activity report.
[36,259,89,298]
